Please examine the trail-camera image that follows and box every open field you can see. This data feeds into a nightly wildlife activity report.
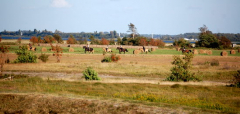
[0,40,240,113]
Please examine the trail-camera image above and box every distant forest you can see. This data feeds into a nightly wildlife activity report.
[1,29,240,41]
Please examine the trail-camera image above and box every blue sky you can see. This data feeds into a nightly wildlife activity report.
[1,0,240,34]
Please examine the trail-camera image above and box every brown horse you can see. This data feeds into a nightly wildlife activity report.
[83,46,94,54]
[118,48,128,54]
[180,48,192,54]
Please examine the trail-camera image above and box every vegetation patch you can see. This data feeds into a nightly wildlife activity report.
[13,45,37,63]
[166,53,201,82]
[83,67,100,80]
[101,54,121,63]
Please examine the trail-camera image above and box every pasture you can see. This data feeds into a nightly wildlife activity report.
[1,40,240,113]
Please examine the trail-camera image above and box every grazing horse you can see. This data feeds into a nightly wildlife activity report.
[139,48,151,54]
[102,48,112,52]
[118,48,128,54]
[27,47,36,51]
[83,46,94,54]
[116,47,121,50]
[180,48,192,54]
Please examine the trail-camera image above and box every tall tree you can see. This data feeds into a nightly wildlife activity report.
[127,23,138,39]
[196,25,219,48]
[53,34,63,43]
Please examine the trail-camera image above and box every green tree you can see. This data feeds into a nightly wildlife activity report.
[166,53,200,82]
[173,38,191,47]
[196,25,219,48]
[14,45,37,63]
[53,34,63,43]
[117,37,122,45]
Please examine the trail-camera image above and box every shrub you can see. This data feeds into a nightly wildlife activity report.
[14,45,37,63]
[83,67,100,80]
[230,70,240,88]
[101,56,112,62]
[101,54,121,63]
[210,59,219,66]
[166,53,201,82]
[38,53,50,62]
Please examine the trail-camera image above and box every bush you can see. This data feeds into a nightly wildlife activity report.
[210,59,219,66]
[83,67,100,80]
[14,45,37,63]
[38,53,50,62]
[166,53,201,82]
[101,54,121,63]
[230,70,240,88]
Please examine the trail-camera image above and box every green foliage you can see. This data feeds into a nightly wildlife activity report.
[38,53,50,62]
[196,33,219,48]
[14,45,37,63]
[173,38,191,47]
[53,34,63,43]
[166,53,201,82]
[101,56,112,62]
[83,67,100,80]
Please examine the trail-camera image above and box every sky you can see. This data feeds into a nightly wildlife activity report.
[1,0,240,35]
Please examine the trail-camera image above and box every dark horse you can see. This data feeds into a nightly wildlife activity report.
[117,48,128,54]
[83,46,94,54]
[180,48,192,54]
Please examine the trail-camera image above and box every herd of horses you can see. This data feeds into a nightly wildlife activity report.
[83,46,153,54]
[27,45,193,54]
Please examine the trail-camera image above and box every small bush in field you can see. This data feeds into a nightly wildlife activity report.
[83,67,100,80]
[14,45,37,63]
[166,53,201,82]
[210,59,219,66]
[231,70,240,88]
[101,54,121,63]
[38,53,50,62]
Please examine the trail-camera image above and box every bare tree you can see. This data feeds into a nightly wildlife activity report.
[199,25,208,33]
[127,23,138,39]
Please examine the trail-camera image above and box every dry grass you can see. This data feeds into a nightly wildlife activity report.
[0,93,193,114]
[4,53,240,81]
[1,39,30,44]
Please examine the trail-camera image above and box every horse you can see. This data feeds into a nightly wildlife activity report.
[180,48,192,54]
[28,47,36,51]
[102,48,112,52]
[116,47,121,50]
[83,47,94,54]
[118,48,128,54]
[139,48,151,54]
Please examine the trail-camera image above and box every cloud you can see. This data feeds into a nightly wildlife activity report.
[51,0,71,8]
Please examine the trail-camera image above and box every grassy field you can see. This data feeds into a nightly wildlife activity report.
[0,40,240,113]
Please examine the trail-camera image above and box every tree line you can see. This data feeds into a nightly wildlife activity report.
[173,25,236,49]
[1,28,240,42]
